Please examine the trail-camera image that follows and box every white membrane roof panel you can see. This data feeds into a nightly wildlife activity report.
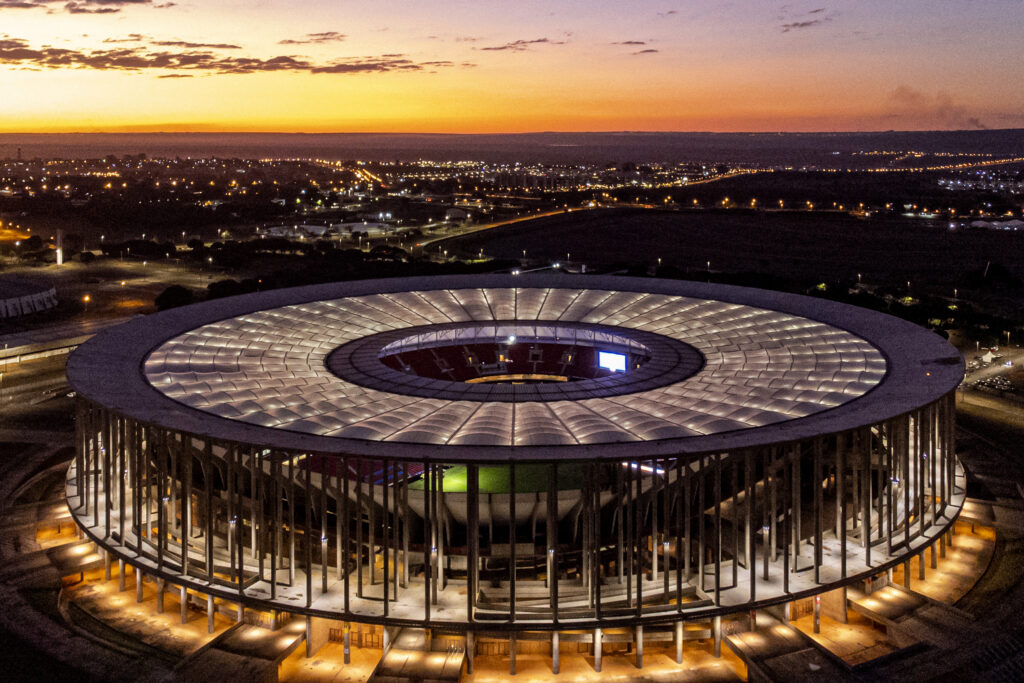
[140,287,888,447]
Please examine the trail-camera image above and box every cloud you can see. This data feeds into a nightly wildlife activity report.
[780,19,825,32]
[102,33,150,43]
[656,10,677,18]
[310,55,443,73]
[613,40,646,46]
[103,33,241,50]
[632,49,658,55]
[888,85,990,130]
[479,37,564,52]
[65,3,121,13]
[0,35,463,75]
[779,7,836,33]
[152,40,241,49]
[0,0,171,12]
[278,31,346,45]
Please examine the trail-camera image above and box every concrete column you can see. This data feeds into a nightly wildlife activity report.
[903,561,911,588]
[931,543,938,569]
[343,624,351,664]
[236,603,244,623]
[635,625,643,669]
[466,632,475,675]
[674,621,683,664]
[207,594,215,633]
[749,609,757,631]
[118,559,126,591]
[713,616,722,657]
[382,627,390,653]
[940,533,947,558]
[156,578,165,613]
[594,628,603,672]
[510,634,517,676]
[919,552,926,580]
[180,586,188,624]
[305,617,313,657]
[104,550,112,581]
[813,596,821,634]
[551,631,559,674]
[135,570,144,603]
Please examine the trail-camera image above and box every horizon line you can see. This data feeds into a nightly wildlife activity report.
[1,128,1023,137]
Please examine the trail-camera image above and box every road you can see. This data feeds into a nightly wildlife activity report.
[0,355,69,411]
[420,207,591,251]
[418,172,757,254]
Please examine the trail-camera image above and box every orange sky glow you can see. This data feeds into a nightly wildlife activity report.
[1,0,1022,133]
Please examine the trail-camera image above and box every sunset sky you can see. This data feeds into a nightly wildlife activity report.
[1,0,1022,133]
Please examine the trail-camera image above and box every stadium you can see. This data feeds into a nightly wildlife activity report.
[65,273,964,676]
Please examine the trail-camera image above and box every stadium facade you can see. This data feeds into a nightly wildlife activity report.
[65,274,964,672]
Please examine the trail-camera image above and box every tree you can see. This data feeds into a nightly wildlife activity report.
[155,285,193,311]
[207,279,242,300]
[63,233,84,254]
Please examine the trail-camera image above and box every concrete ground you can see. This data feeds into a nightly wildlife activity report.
[891,521,995,603]
[278,641,379,683]
[62,566,237,659]
[463,640,746,683]
[791,612,895,666]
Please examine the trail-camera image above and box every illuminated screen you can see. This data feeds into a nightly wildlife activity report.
[598,351,627,373]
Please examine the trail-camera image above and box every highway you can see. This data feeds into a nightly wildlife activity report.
[0,355,70,411]
[419,207,591,251]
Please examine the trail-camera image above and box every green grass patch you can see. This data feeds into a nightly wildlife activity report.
[408,463,584,494]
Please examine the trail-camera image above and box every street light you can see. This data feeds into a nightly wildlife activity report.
[82,294,90,312]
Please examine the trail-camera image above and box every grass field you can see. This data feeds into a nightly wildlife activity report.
[437,208,1024,289]
[408,463,585,494]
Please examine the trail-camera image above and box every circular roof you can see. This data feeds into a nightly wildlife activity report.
[67,275,963,461]
[326,320,706,402]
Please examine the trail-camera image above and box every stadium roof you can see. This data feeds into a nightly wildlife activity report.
[67,274,963,461]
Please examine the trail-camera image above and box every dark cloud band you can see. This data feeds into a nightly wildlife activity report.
[0,36,461,75]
